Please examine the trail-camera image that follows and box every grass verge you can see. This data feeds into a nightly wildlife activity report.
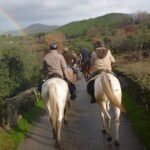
[123,91,150,150]
[0,100,44,150]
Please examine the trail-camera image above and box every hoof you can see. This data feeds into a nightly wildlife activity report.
[52,129,56,139]
[107,136,112,142]
[114,140,120,146]
[57,141,63,150]
[101,129,106,134]
[64,120,68,125]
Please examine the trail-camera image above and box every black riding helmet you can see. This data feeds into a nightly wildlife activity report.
[50,42,58,50]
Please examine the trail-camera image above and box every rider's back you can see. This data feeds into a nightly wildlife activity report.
[91,48,115,72]
[43,50,66,78]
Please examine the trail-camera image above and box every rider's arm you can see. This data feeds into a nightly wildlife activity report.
[60,55,68,79]
[109,50,115,64]
[42,60,47,75]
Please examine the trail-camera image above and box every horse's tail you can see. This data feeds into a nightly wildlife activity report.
[49,83,58,130]
[101,71,125,112]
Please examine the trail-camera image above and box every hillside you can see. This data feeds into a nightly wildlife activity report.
[24,23,58,34]
[57,13,133,38]
[3,23,58,36]
[56,12,150,55]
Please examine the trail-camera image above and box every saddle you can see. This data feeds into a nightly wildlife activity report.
[48,73,62,79]
[87,69,114,83]
[87,70,114,104]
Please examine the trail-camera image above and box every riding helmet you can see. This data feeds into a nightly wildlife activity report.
[50,42,58,50]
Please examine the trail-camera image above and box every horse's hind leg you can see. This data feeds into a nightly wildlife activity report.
[114,107,121,145]
[99,101,112,142]
[46,101,57,139]
[100,109,106,133]
[100,101,110,133]
[64,106,68,125]
[56,120,63,150]
[64,100,70,125]
[49,116,56,139]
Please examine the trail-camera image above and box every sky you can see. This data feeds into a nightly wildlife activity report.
[0,0,150,33]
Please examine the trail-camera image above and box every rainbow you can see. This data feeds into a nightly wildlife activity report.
[0,5,26,36]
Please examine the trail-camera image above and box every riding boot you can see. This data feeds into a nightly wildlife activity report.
[67,80,77,100]
[37,78,46,93]
[90,94,96,104]
[87,79,96,103]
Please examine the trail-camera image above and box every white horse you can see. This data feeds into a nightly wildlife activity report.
[94,71,125,145]
[41,78,69,149]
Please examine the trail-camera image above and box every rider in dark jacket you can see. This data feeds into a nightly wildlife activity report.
[81,48,90,64]
[87,41,115,103]
[80,48,91,74]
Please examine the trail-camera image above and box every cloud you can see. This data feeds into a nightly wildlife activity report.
[0,0,150,32]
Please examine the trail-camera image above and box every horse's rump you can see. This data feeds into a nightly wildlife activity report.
[37,73,62,94]
[42,78,69,111]
[95,72,124,111]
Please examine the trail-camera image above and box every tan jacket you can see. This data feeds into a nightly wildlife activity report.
[91,48,115,72]
[43,50,68,78]
[63,51,77,66]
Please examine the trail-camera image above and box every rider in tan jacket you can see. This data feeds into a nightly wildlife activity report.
[87,41,115,103]
[43,45,68,78]
[42,42,76,100]
[91,41,115,73]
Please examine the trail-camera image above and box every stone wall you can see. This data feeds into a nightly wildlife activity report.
[2,88,38,127]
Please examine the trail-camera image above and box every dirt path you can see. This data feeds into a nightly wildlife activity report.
[18,72,146,150]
